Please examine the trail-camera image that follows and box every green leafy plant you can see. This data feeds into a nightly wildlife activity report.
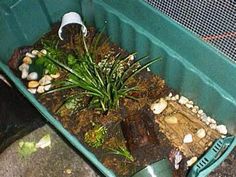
[34,39,63,74]
[45,35,160,111]
[84,123,107,148]
[108,145,134,162]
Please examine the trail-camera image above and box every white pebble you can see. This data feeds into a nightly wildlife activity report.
[183,134,193,143]
[27,72,38,81]
[18,63,29,71]
[44,84,51,91]
[39,75,52,86]
[31,50,39,55]
[175,94,180,100]
[216,125,227,135]
[168,93,173,98]
[178,96,189,105]
[209,123,217,130]
[37,85,45,93]
[188,101,194,105]
[26,52,35,58]
[21,69,29,79]
[186,103,193,109]
[193,106,199,111]
[28,88,37,94]
[151,98,168,114]
[146,67,151,72]
[192,108,198,113]
[198,109,204,115]
[196,128,206,139]
[171,97,177,101]
[40,49,47,55]
[187,157,198,167]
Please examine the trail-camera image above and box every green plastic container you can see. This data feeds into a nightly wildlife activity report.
[0,0,235,176]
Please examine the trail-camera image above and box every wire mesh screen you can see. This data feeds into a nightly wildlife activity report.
[145,0,236,62]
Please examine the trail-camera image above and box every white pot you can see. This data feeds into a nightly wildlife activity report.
[58,12,87,40]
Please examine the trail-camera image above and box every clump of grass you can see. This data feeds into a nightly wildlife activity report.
[84,123,107,148]
[45,32,160,112]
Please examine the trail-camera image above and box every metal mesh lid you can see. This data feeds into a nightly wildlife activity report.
[145,0,235,62]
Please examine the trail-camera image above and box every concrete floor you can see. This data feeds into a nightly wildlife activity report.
[0,125,101,177]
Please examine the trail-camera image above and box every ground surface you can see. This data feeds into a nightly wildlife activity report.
[0,124,101,177]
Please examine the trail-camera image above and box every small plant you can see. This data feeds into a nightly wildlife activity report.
[45,33,160,112]
[34,39,64,74]
[108,145,134,162]
[84,123,107,148]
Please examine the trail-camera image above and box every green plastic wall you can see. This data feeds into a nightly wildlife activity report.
[0,0,235,176]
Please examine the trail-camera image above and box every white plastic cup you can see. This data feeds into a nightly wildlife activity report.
[58,12,87,40]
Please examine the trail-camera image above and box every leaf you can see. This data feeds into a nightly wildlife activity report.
[18,141,37,158]
[36,134,51,149]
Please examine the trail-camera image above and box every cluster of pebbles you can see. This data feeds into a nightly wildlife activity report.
[151,93,228,136]
[151,92,228,167]
[18,49,60,94]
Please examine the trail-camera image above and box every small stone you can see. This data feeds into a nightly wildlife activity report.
[209,117,216,124]
[21,69,29,79]
[183,134,193,143]
[186,103,193,109]
[27,72,38,81]
[28,88,37,94]
[168,93,173,98]
[31,50,39,55]
[165,116,178,124]
[23,56,32,64]
[151,98,168,114]
[175,94,179,100]
[165,96,171,101]
[216,125,227,135]
[188,101,194,105]
[65,168,72,174]
[171,97,177,101]
[39,75,52,86]
[18,63,29,71]
[178,96,189,105]
[196,128,206,139]
[50,72,60,79]
[28,81,39,88]
[44,84,51,91]
[193,106,199,111]
[26,52,35,58]
[192,108,198,113]
[187,157,198,167]
[40,49,47,55]
[146,67,151,72]
[37,85,45,93]
[128,54,135,61]
[209,123,217,130]
[198,109,204,115]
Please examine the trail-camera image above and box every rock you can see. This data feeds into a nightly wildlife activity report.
[198,109,204,115]
[26,52,35,58]
[178,96,189,105]
[150,98,168,114]
[186,103,193,109]
[31,50,39,55]
[174,94,179,100]
[188,101,194,105]
[209,117,216,124]
[168,92,173,98]
[165,116,178,124]
[196,128,206,139]
[40,49,47,55]
[193,106,199,111]
[209,123,217,130]
[27,72,38,81]
[183,134,193,143]
[28,81,39,88]
[23,56,32,64]
[39,75,52,86]
[18,63,29,71]
[216,125,227,135]
[28,88,37,94]
[192,108,198,113]
[50,72,60,79]
[146,67,151,72]
[187,157,198,166]
[44,84,51,91]
[171,97,177,101]
[37,85,45,93]
[21,69,29,79]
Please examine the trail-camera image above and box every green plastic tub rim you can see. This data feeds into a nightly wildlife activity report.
[0,0,235,177]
